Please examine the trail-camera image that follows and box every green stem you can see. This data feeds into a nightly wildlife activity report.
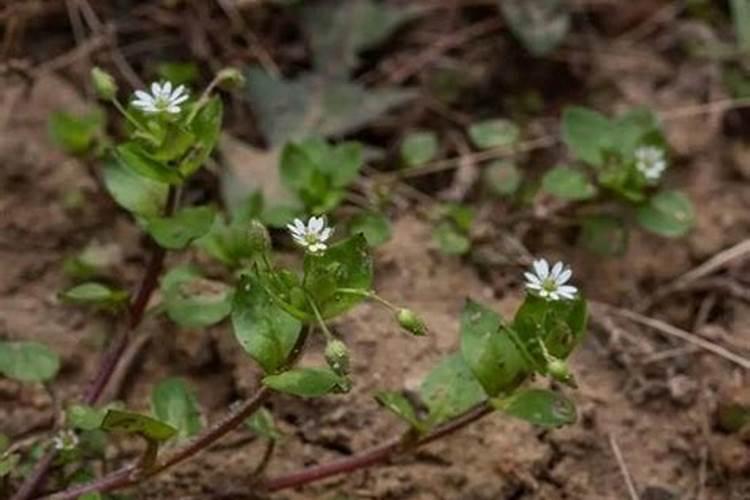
[306,295,334,341]
[336,288,399,312]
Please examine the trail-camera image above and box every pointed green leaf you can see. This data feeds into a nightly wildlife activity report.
[146,206,215,249]
[103,157,169,217]
[636,190,695,238]
[100,409,177,442]
[231,273,302,373]
[347,211,392,247]
[151,377,202,439]
[180,97,223,176]
[115,142,183,184]
[48,110,104,155]
[0,453,19,478]
[561,106,614,166]
[375,391,424,431]
[460,300,529,396]
[60,282,129,310]
[67,405,107,431]
[512,294,587,364]
[493,388,576,427]
[420,354,486,426]
[542,166,596,201]
[303,234,373,318]
[245,407,282,440]
[161,266,234,328]
[263,367,345,398]
[0,341,60,382]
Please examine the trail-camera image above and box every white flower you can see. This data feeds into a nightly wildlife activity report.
[634,145,667,182]
[524,258,578,301]
[287,216,333,253]
[52,429,78,451]
[131,81,189,114]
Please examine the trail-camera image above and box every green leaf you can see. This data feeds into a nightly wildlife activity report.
[612,108,663,156]
[59,282,129,309]
[115,142,183,184]
[432,221,471,256]
[401,131,439,167]
[512,294,587,364]
[151,378,202,439]
[483,160,522,196]
[161,266,234,328]
[579,214,628,256]
[245,407,282,440]
[196,216,270,267]
[459,300,528,397]
[48,110,104,155]
[0,341,60,382]
[232,273,302,373]
[375,391,424,431]
[180,97,223,176]
[100,409,177,442]
[146,206,215,250]
[499,0,570,56]
[103,156,169,217]
[0,453,19,478]
[244,68,416,147]
[0,434,8,453]
[347,212,392,247]
[636,190,695,238]
[263,367,345,398]
[300,0,422,77]
[493,388,576,427]
[542,166,596,201]
[420,354,486,426]
[303,234,373,319]
[561,107,614,166]
[67,405,106,431]
[468,119,520,150]
[326,141,364,188]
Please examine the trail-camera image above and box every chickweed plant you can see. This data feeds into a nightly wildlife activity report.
[546,106,696,255]
[2,69,588,499]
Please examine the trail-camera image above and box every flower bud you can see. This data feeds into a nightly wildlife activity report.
[91,67,117,100]
[547,357,577,388]
[216,67,246,89]
[245,219,271,254]
[397,308,427,336]
[325,339,350,376]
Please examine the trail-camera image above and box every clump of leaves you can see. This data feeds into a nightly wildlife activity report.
[544,106,695,255]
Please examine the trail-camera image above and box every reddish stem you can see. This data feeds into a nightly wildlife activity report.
[262,403,492,492]
[11,188,177,500]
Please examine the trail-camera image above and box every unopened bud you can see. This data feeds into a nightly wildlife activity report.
[246,219,271,254]
[325,339,350,376]
[216,67,245,89]
[397,308,427,336]
[91,67,117,100]
[547,358,577,388]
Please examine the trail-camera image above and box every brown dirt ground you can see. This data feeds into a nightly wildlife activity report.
[3,4,750,500]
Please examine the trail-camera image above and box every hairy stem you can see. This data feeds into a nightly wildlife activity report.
[261,402,492,492]
[11,188,177,500]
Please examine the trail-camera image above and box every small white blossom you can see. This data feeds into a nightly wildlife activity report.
[524,258,578,301]
[131,81,189,114]
[634,145,667,182]
[52,429,78,451]
[287,216,333,254]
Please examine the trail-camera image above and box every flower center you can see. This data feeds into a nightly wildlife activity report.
[542,278,558,292]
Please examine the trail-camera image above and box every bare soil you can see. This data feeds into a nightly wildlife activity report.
[2,1,750,499]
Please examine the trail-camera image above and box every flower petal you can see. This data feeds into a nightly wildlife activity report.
[556,268,572,285]
[557,285,577,298]
[533,259,549,280]
[550,261,563,280]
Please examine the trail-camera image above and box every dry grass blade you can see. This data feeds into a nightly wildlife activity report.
[609,433,640,500]
[592,302,750,370]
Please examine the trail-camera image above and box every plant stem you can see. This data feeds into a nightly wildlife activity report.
[261,402,492,493]
[11,188,178,500]
[42,328,312,500]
